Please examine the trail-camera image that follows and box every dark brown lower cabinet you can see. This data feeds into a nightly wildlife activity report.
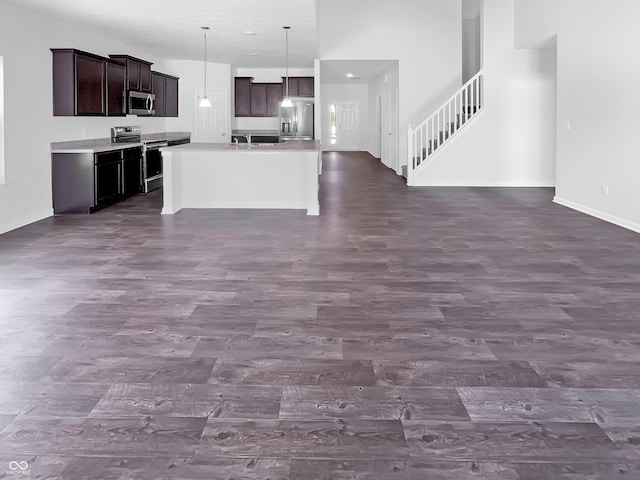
[95,151,122,208]
[121,148,143,198]
[52,147,142,214]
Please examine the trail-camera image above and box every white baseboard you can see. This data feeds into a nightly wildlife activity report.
[411,180,556,187]
[0,209,54,236]
[553,196,640,234]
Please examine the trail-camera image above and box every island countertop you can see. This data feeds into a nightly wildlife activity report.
[51,132,191,154]
[161,139,321,153]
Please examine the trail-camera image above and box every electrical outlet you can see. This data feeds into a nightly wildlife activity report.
[565,120,571,131]
[81,129,86,139]
[601,185,609,197]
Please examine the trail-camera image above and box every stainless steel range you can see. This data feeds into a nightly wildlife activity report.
[111,125,167,193]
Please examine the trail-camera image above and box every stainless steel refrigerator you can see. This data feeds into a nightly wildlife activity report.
[279,100,314,140]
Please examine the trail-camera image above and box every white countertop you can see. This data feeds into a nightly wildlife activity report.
[51,132,191,154]
[161,139,321,153]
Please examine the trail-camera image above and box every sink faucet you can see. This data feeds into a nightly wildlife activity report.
[245,134,252,146]
[234,137,239,147]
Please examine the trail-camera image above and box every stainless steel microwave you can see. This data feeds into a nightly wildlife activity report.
[128,91,155,116]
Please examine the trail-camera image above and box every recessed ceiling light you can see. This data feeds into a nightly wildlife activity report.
[245,31,257,35]
[346,73,354,78]
[249,53,260,56]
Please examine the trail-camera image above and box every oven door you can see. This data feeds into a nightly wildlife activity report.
[128,91,155,116]
[143,142,167,193]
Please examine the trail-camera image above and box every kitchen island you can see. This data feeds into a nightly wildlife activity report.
[160,140,321,216]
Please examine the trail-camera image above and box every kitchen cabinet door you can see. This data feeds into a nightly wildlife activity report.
[75,54,106,116]
[282,77,314,98]
[282,77,298,97]
[107,61,126,116]
[140,63,152,93]
[122,150,142,198]
[110,55,153,92]
[126,60,140,91]
[298,77,314,97]
[266,84,282,117]
[95,151,122,208]
[152,72,166,117]
[250,84,267,117]
[235,77,252,117]
[165,76,179,117]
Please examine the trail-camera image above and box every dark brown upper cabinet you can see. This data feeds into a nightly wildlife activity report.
[297,77,315,97]
[152,71,179,118]
[52,49,107,116]
[250,84,267,117]
[235,77,287,118]
[282,77,314,98]
[235,77,252,117]
[164,76,179,117]
[266,83,283,117]
[106,61,126,116]
[109,55,153,93]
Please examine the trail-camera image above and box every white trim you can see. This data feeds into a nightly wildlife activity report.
[553,196,640,234]
[0,209,54,236]
[163,202,314,213]
[0,56,5,185]
[412,181,555,187]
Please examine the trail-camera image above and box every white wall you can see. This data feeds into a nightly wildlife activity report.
[231,67,314,132]
[515,0,640,232]
[317,0,462,168]
[414,0,557,187]
[320,83,368,150]
[164,59,231,138]
[366,64,400,168]
[0,1,169,234]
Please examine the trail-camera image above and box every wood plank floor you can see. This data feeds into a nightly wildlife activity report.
[1,151,639,479]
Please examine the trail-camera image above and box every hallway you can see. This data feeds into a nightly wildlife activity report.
[0,151,639,478]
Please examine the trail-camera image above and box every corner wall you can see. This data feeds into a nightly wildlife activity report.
[366,64,400,169]
[516,0,640,232]
[0,1,168,235]
[317,0,462,169]
[413,0,557,187]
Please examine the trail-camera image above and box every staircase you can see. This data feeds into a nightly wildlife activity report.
[404,71,484,185]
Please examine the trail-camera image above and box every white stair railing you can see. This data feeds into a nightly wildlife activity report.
[407,70,484,186]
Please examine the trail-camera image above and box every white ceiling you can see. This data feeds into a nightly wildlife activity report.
[11,0,318,68]
[320,60,398,84]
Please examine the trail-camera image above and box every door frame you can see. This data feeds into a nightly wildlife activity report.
[330,100,361,151]
[389,88,399,173]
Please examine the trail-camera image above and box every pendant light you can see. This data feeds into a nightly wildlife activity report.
[281,26,293,108]
[199,26,212,108]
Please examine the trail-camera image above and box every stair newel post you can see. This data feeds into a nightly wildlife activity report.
[407,123,414,186]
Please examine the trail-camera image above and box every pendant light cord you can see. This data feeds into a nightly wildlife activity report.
[284,26,290,98]
[203,27,208,95]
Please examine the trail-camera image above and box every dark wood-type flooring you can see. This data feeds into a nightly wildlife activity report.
[1,151,640,479]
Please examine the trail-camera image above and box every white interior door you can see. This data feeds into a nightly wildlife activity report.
[336,102,361,150]
[388,89,398,172]
[195,89,228,143]
[376,95,382,159]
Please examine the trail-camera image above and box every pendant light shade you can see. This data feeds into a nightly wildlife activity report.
[199,26,211,108]
[281,26,293,107]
